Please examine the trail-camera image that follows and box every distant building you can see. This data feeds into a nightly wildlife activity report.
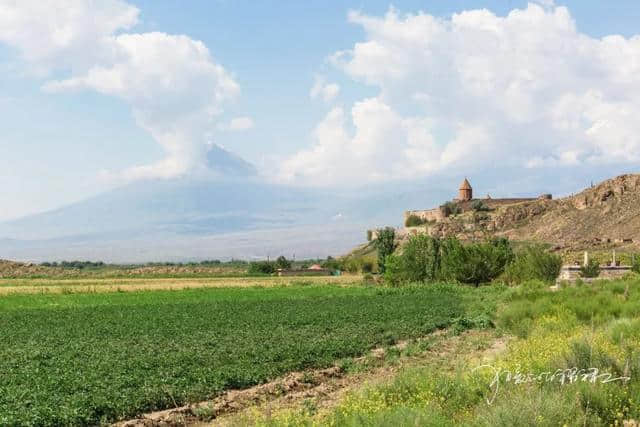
[276,264,333,276]
[400,178,553,230]
[458,178,473,201]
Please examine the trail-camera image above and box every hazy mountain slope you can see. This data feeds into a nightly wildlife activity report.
[0,175,449,262]
[0,144,474,262]
[0,145,337,240]
[206,144,257,177]
[0,178,345,240]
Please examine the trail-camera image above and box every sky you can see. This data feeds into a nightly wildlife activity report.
[1,0,640,221]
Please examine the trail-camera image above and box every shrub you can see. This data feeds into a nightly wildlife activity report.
[58,260,105,269]
[384,234,440,286]
[471,200,490,212]
[502,245,563,285]
[375,227,396,274]
[361,261,374,273]
[322,256,342,271]
[441,201,461,217]
[473,212,490,223]
[439,238,514,286]
[632,254,640,274]
[248,261,276,275]
[580,259,600,278]
[362,273,375,285]
[275,255,292,270]
[343,258,361,273]
[405,215,426,227]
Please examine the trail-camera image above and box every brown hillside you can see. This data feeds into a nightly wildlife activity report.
[425,174,640,251]
[503,174,640,247]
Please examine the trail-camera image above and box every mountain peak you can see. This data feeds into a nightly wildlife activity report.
[206,144,257,177]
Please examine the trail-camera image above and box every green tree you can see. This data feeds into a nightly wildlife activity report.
[440,238,513,286]
[275,256,292,270]
[441,201,461,217]
[362,261,374,273]
[384,234,440,286]
[248,261,275,275]
[503,245,563,285]
[375,227,396,274]
[322,256,342,271]
[579,259,600,278]
[632,254,640,274]
[471,200,490,212]
[405,215,426,227]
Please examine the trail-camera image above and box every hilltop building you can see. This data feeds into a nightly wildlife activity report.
[367,178,554,241]
[403,178,552,226]
[457,178,473,201]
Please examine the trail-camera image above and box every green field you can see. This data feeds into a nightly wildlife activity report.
[246,279,640,426]
[0,284,490,425]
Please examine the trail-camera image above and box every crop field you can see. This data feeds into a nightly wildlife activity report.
[0,275,361,295]
[243,279,640,426]
[0,283,489,425]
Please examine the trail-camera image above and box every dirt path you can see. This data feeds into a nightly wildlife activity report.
[115,330,508,427]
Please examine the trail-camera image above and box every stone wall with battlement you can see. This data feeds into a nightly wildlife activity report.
[404,207,445,224]
[457,198,540,210]
[404,197,543,227]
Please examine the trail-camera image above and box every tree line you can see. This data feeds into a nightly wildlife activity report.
[375,227,563,286]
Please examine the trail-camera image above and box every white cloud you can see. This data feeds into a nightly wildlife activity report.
[535,0,556,8]
[0,0,239,180]
[280,4,640,186]
[310,75,340,103]
[218,116,255,132]
[0,0,139,73]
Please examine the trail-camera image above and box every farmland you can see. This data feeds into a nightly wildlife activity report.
[0,275,361,295]
[0,283,491,425]
[233,279,640,426]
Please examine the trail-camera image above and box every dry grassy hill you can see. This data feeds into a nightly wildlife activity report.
[500,174,640,247]
[406,174,640,257]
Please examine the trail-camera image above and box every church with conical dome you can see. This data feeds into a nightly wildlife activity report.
[400,178,552,227]
[457,178,473,201]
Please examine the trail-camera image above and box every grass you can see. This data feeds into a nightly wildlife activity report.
[5,271,638,426]
[0,283,488,426]
[239,278,640,426]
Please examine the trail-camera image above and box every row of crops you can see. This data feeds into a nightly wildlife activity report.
[0,284,487,425]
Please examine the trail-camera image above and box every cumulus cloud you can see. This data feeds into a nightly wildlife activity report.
[310,75,340,103]
[279,3,640,186]
[0,0,139,72]
[218,116,255,132]
[0,0,239,180]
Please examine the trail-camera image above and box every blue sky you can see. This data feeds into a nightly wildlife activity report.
[2,0,640,221]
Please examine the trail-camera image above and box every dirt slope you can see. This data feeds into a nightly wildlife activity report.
[502,174,640,247]
[423,173,640,251]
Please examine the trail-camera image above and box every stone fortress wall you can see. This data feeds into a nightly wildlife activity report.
[404,207,446,223]
[403,197,551,226]
[368,179,552,241]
